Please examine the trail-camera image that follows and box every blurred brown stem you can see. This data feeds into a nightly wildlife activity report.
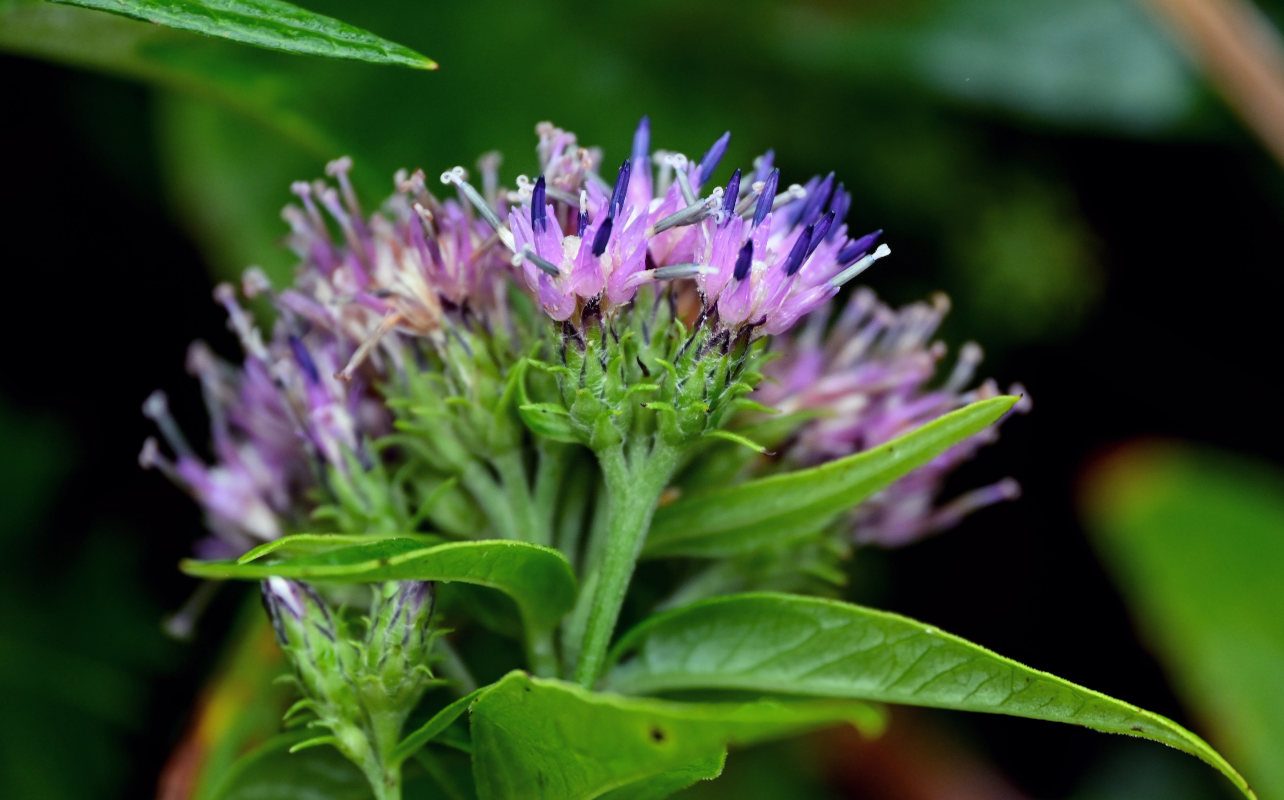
[1142,0,1284,166]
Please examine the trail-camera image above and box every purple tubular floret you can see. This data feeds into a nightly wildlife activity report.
[838,229,884,265]
[698,131,731,185]
[782,225,814,276]
[632,116,650,166]
[806,212,835,260]
[733,240,754,281]
[722,169,742,219]
[799,172,834,228]
[753,149,775,184]
[532,176,547,233]
[591,215,613,257]
[828,182,850,235]
[754,169,780,227]
[289,336,321,385]
[609,159,631,219]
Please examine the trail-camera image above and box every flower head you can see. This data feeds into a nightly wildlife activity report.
[498,118,889,334]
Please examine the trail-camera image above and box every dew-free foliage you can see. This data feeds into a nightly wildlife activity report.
[182,537,576,632]
[605,593,1255,798]
[645,395,1020,558]
[468,671,885,800]
[48,0,435,68]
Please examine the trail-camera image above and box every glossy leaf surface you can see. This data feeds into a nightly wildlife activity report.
[182,537,576,631]
[606,593,1254,799]
[469,671,883,800]
[50,0,435,68]
[645,396,1019,558]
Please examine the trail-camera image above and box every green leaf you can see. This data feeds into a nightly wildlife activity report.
[605,593,1255,800]
[597,752,725,800]
[393,688,483,766]
[49,0,436,68]
[237,532,442,564]
[645,396,1018,559]
[204,732,370,800]
[1082,442,1284,800]
[182,538,576,632]
[469,671,884,800]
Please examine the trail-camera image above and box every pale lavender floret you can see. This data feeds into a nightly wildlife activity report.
[146,152,501,550]
[757,289,1030,546]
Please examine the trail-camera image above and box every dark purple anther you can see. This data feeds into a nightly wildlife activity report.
[698,131,731,185]
[828,183,850,234]
[733,240,754,281]
[799,172,834,229]
[289,335,321,386]
[609,160,631,220]
[531,175,546,233]
[577,211,588,238]
[531,176,547,233]
[782,225,813,277]
[754,169,779,227]
[753,149,775,184]
[632,116,650,173]
[805,212,835,259]
[591,216,614,257]
[838,229,883,265]
[722,168,742,219]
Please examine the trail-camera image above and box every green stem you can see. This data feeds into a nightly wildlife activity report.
[553,458,593,571]
[526,629,559,678]
[492,449,537,542]
[531,442,572,547]
[365,763,402,800]
[572,440,680,687]
[458,460,520,540]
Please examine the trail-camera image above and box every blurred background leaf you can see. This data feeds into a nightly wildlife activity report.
[49,0,436,69]
[1081,441,1284,800]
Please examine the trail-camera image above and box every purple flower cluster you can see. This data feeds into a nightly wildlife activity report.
[142,119,1017,556]
[504,119,889,333]
[140,156,504,554]
[756,288,1030,547]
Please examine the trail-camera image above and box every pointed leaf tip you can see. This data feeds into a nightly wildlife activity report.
[49,0,436,69]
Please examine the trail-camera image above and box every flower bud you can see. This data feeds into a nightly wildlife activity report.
[363,581,437,710]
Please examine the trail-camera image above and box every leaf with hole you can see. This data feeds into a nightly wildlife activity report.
[469,671,884,800]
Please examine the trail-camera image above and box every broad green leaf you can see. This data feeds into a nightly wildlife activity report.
[644,396,1018,558]
[469,671,884,800]
[237,532,442,564]
[182,538,576,632]
[1082,442,1284,800]
[49,0,435,68]
[605,593,1254,799]
[598,752,725,800]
